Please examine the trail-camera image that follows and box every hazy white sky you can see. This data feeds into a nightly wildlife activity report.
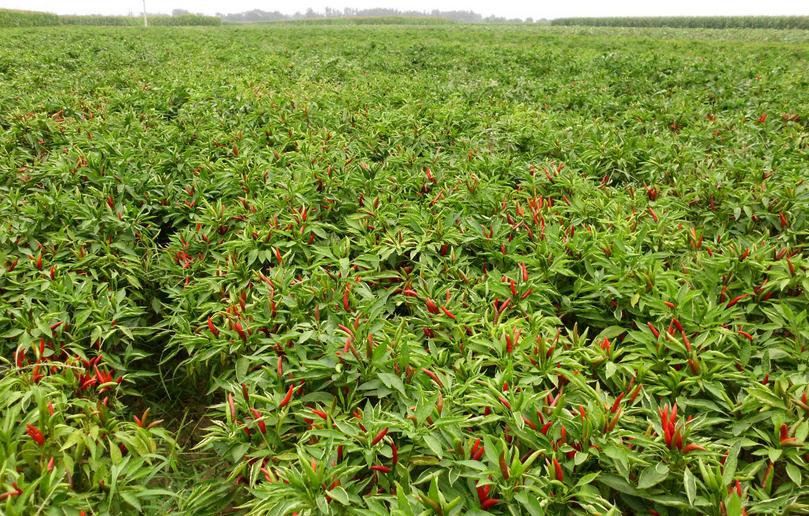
[1,0,807,20]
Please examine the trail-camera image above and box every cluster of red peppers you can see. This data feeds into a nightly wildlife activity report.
[659,403,705,454]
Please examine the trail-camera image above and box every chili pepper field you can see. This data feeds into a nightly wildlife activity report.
[1,23,809,516]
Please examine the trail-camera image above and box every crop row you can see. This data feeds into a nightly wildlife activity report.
[551,16,809,30]
[0,9,221,27]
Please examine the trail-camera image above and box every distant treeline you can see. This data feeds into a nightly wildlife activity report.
[60,14,221,26]
[0,9,60,26]
[551,16,809,30]
[251,16,458,26]
[219,8,494,23]
[0,9,221,27]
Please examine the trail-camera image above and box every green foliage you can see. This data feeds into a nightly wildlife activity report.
[229,16,456,26]
[0,365,178,515]
[1,23,809,515]
[60,14,222,27]
[0,9,221,27]
[551,16,809,30]
[0,9,60,27]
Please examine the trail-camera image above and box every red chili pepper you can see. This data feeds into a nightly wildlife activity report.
[498,397,511,410]
[425,298,439,314]
[740,248,749,262]
[481,499,499,510]
[664,302,675,309]
[0,483,22,501]
[372,427,389,446]
[523,415,537,430]
[370,465,390,473]
[279,384,294,408]
[683,443,705,454]
[250,408,266,434]
[26,423,45,446]
[681,330,692,353]
[476,485,487,504]
[422,368,444,388]
[343,289,351,312]
[611,393,624,413]
[762,462,773,488]
[738,330,753,342]
[234,322,247,342]
[337,324,355,338]
[391,442,398,466]
[471,438,481,458]
[441,306,456,319]
[726,294,748,308]
[647,322,659,338]
[553,457,564,482]
[648,208,659,222]
[629,384,642,403]
[228,393,237,421]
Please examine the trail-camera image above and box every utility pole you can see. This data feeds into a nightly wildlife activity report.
[143,0,148,26]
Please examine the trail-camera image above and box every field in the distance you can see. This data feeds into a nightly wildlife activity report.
[1,24,808,516]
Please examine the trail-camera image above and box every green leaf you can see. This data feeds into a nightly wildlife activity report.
[745,386,787,410]
[598,473,644,497]
[594,326,626,343]
[575,471,600,487]
[378,372,406,396]
[603,444,628,472]
[684,466,697,506]
[422,434,443,459]
[235,357,249,382]
[786,463,801,486]
[110,438,122,465]
[722,441,742,486]
[514,490,544,516]
[638,463,669,489]
[121,492,142,512]
[327,486,350,505]
[726,493,743,516]
[605,361,617,379]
